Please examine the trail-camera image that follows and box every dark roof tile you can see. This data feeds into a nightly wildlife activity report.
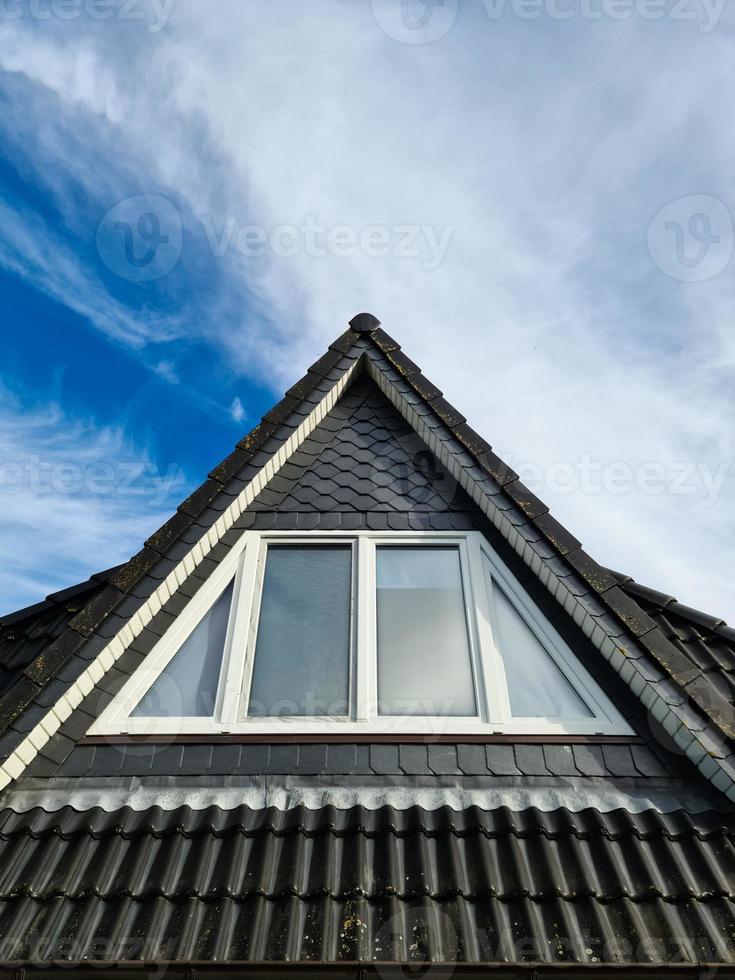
[532,512,582,556]
[0,802,731,962]
[328,327,361,353]
[572,744,608,777]
[564,549,618,594]
[144,511,195,555]
[600,744,638,778]
[474,449,518,487]
[429,395,466,428]
[504,480,550,520]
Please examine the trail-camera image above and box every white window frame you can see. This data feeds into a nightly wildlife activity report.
[90,530,632,737]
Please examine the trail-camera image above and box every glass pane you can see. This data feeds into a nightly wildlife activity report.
[133,580,234,718]
[491,583,593,718]
[246,546,352,717]
[376,547,477,717]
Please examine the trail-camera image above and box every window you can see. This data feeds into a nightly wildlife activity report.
[376,547,476,717]
[490,584,592,720]
[91,531,631,736]
[133,580,234,718]
[245,546,352,718]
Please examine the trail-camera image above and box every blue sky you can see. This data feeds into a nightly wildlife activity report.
[0,0,734,618]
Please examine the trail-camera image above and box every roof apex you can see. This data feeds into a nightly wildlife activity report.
[348,311,381,333]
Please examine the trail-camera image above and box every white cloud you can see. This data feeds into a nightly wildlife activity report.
[229,396,245,424]
[153,360,179,384]
[0,383,186,615]
[1,3,733,619]
[0,199,184,348]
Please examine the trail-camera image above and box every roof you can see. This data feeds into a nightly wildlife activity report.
[0,314,733,970]
[0,566,122,699]
[609,569,735,713]
[0,802,732,965]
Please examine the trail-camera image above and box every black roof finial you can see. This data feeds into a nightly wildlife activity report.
[349,312,381,334]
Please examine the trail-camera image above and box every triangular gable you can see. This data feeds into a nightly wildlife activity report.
[86,372,629,738]
[0,313,732,800]
[248,375,468,516]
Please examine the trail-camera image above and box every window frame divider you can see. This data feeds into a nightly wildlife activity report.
[216,538,260,727]
[356,535,374,723]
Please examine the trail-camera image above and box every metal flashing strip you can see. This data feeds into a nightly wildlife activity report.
[0,359,362,792]
[1,775,727,815]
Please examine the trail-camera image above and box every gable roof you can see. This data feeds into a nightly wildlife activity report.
[0,313,732,801]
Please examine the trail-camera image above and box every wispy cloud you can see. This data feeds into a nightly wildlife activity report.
[229,396,246,424]
[0,198,184,348]
[0,382,186,614]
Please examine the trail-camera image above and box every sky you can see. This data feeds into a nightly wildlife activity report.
[0,0,733,620]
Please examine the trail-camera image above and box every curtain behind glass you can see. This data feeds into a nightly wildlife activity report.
[246,546,352,717]
[376,546,477,717]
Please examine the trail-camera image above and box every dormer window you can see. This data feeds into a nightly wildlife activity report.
[91,531,631,736]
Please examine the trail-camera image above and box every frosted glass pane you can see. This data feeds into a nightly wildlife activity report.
[377,547,476,717]
[133,580,233,718]
[247,546,351,717]
[492,584,593,718]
